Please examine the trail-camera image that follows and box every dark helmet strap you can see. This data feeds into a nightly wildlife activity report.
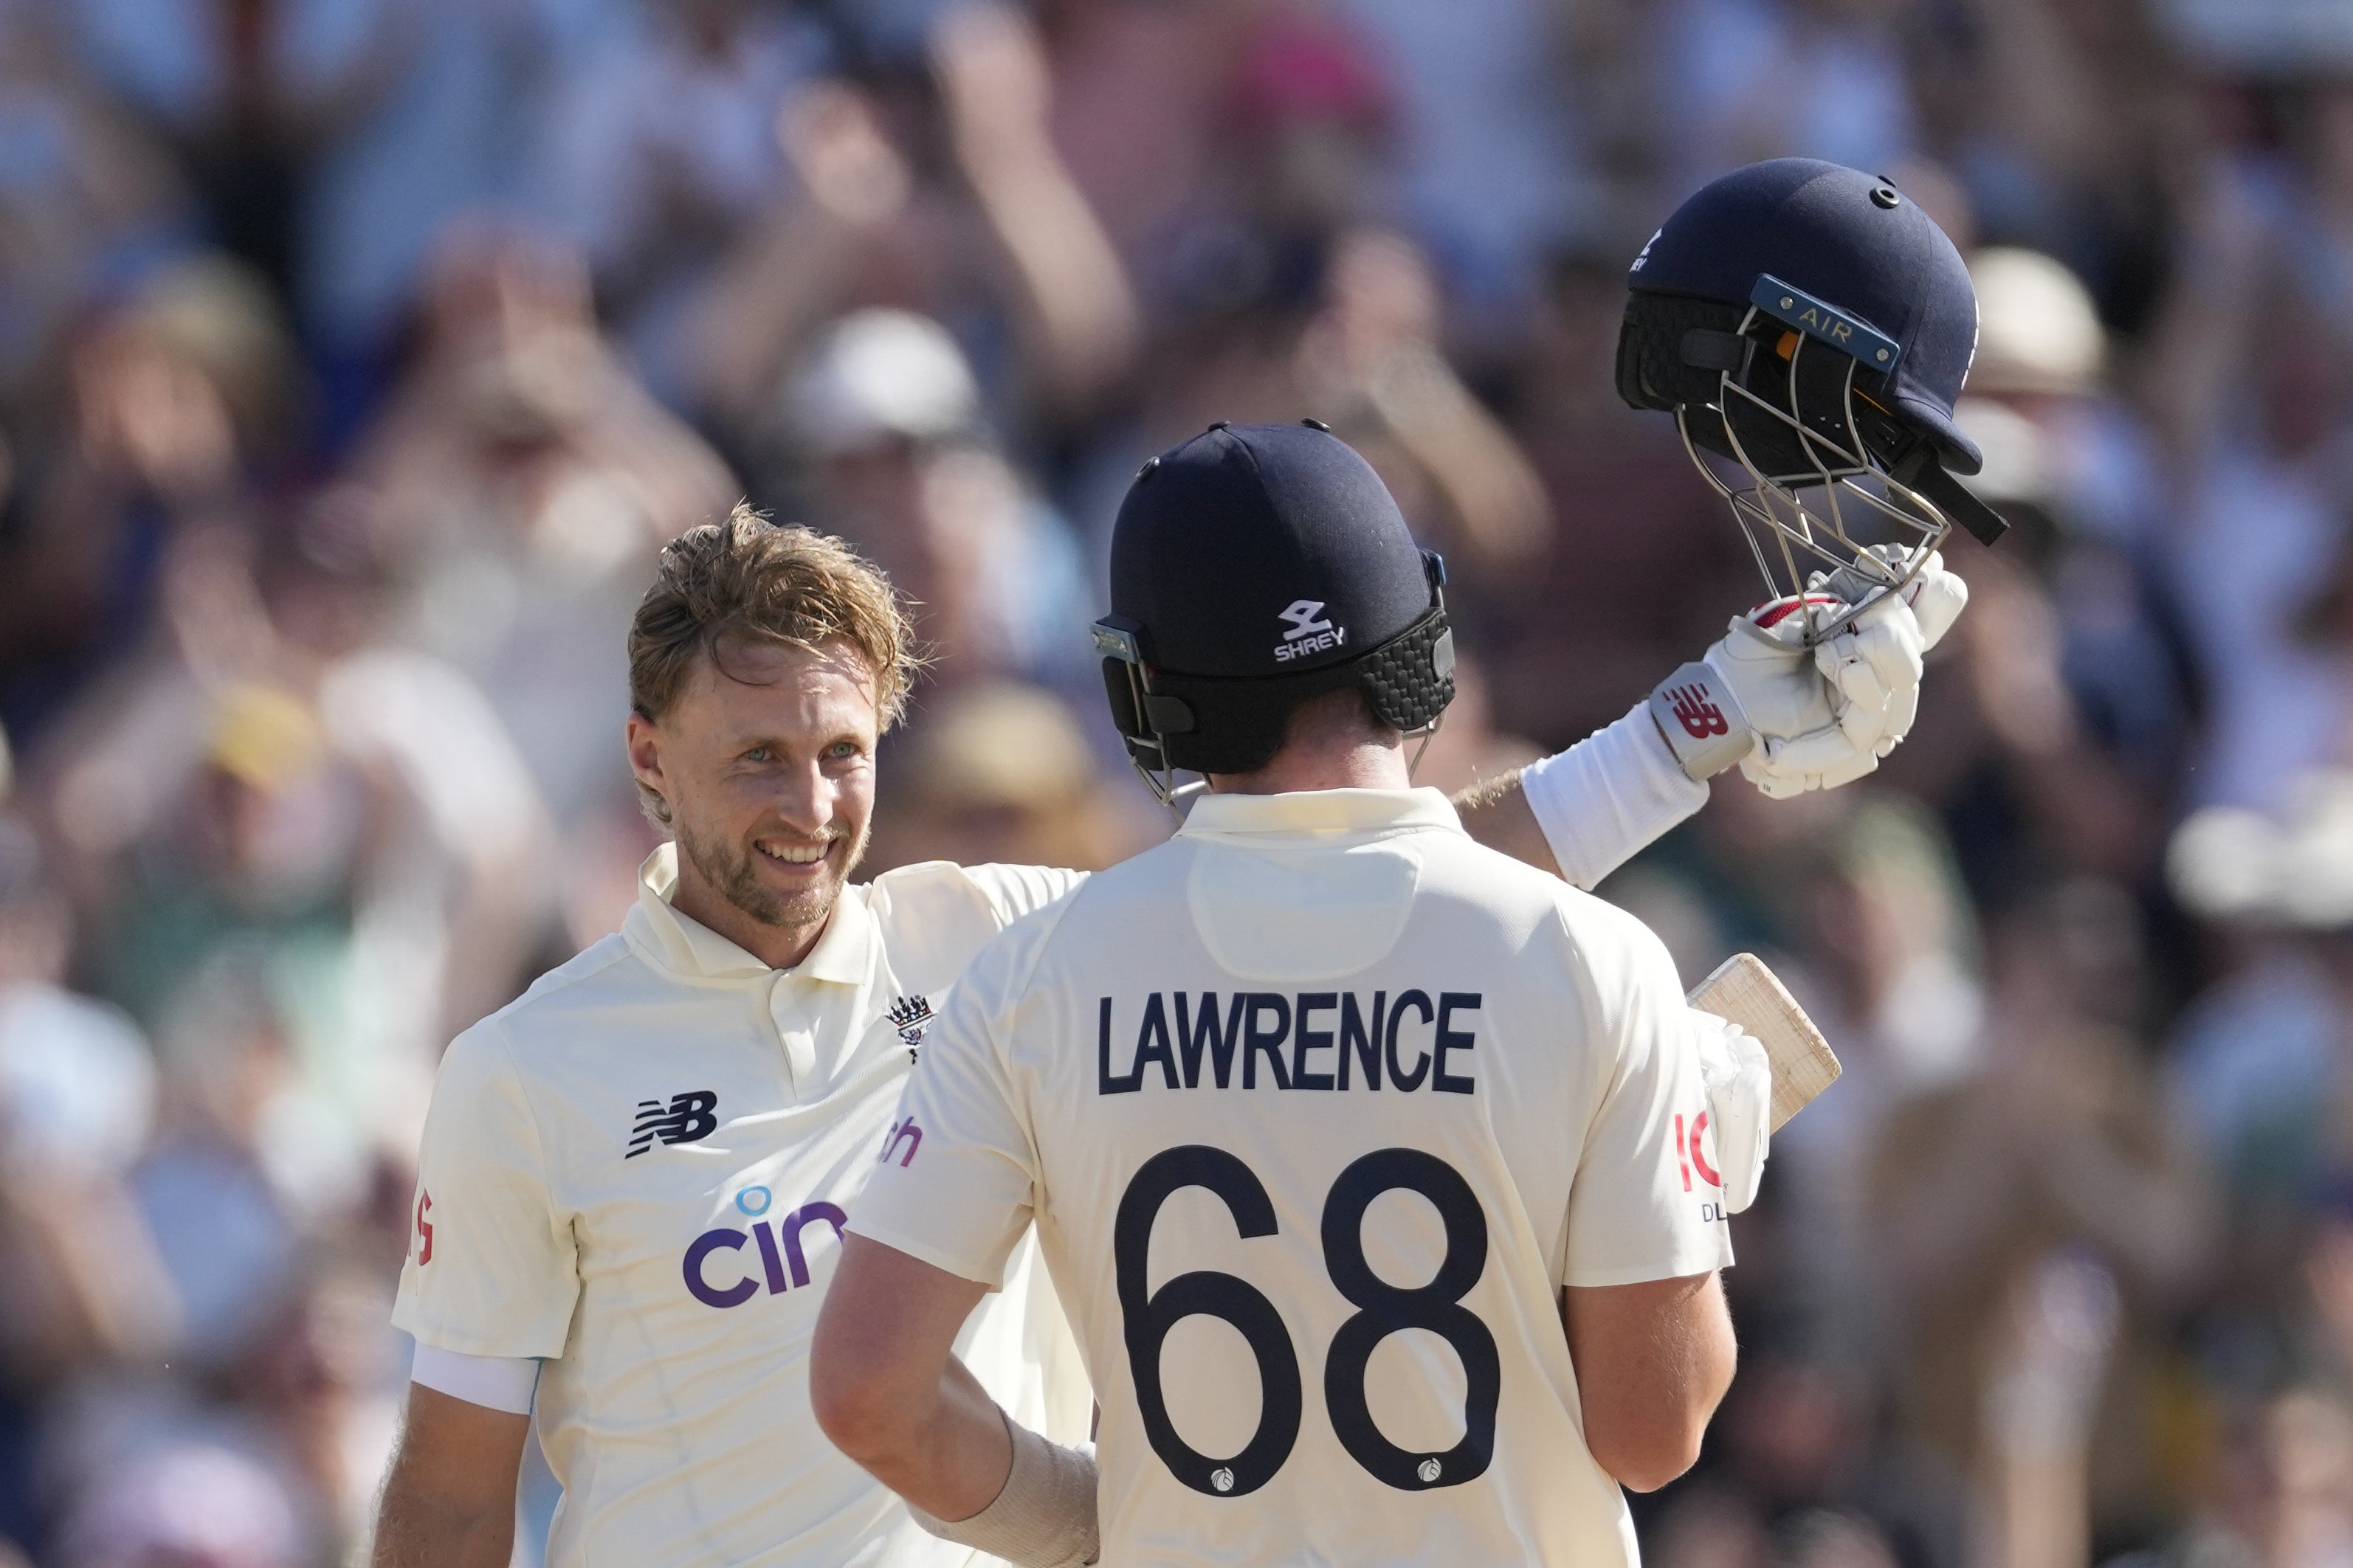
[1100,604,1457,779]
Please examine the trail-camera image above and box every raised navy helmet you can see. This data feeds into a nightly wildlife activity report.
[1092,421,1454,801]
[1616,159,2006,628]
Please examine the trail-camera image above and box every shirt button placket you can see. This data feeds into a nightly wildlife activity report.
[769,975,819,1091]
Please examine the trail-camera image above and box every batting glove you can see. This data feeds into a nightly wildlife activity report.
[1690,1008,1771,1215]
[1647,548,1965,797]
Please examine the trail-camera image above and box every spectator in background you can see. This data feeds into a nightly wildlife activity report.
[537,0,830,375]
[2106,1386,2353,1568]
[1722,795,1988,1372]
[1331,0,1591,320]
[1654,0,1918,203]
[1035,0,1284,310]
[677,2,1138,441]
[0,254,296,745]
[863,680,1145,875]
[133,947,309,1370]
[2164,274,2353,815]
[58,0,610,409]
[0,4,187,407]
[775,308,1093,700]
[1106,226,1554,601]
[1932,0,2183,334]
[1868,881,2215,1553]
[1943,248,2187,846]
[18,497,551,1265]
[13,0,2353,1562]
[2168,776,2353,1234]
[339,226,729,935]
[1292,227,1553,570]
[52,1441,303,1568]
[1475,252,1758,748]
[0,814,173,1554]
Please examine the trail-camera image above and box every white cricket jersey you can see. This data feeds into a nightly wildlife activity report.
[391,846,1091,1568]
[853,788,1734,1568]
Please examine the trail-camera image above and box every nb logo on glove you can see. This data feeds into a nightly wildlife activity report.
[1665,684,1731,739]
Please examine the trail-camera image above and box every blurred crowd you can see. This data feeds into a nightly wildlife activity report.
[6,0,2353,1565]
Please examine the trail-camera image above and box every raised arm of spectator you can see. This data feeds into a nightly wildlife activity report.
[679,83,914,425]
[930,1,1142,412]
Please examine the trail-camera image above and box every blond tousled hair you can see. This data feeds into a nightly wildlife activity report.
[629,505,919,824]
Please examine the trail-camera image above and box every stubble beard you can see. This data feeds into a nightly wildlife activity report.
[675,817,867,938]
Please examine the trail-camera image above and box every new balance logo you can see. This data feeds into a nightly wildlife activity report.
[627,1091,719,1158]
[1665,685,1730,739]
[1273,599,1346,663]
[888,995,934,1060]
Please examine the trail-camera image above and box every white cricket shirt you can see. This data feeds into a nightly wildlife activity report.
[853,788,1734,1568]
[391,846,1089,1568]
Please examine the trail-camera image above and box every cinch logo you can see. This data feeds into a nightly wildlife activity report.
[1273,599,1346,663]
[682,1189,849,1309]
[1674,1111,1726,1223]
[879,1116,923,1167]
[1664,684,1729,740]
[629,1091,719,1158]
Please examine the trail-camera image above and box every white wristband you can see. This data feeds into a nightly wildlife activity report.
[410,1344,540,1415]
[1518,702,1711,890]
[909,1412,1098,1568]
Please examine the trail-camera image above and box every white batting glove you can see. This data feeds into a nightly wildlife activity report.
[1646,550,1966,792]
[1652,548,1963,798]
[1690,1008,1771,1215]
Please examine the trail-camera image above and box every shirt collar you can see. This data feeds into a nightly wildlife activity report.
[621,843,875,985]
[1176,786,1464,840]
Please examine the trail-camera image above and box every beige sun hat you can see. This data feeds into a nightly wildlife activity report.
[1966,248,2106,397]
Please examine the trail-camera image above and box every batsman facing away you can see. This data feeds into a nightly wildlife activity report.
[375,157,1993,1568]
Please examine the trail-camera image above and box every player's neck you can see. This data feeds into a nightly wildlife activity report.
[1207,737,1412,796]
[668,860,831,972]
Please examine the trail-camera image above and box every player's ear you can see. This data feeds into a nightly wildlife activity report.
[626,710,672,818]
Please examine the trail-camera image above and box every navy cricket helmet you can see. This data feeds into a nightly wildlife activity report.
[1616,158,2008,558]
[1092,421,1454,790]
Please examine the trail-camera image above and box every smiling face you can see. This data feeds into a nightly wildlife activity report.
[626,635,880,969]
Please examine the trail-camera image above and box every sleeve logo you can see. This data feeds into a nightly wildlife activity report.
[627,1090,720,1158]
[1674,1111,1721,1190]
[878,1116,923,1167]
[414,1190,434,1264]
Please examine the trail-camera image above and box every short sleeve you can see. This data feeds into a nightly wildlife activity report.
[391,1020,579,1358]
[864,863,1088,997]
[850,945,1040,1289]
[957,863,1089,928]
[1560,908,1737,1288]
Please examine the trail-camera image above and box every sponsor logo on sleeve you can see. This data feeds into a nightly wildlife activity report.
[1674,1111,1726,1223]
[878,1116,923,1167]
[414,1191,433,1265]
[627,1091,720,1158]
